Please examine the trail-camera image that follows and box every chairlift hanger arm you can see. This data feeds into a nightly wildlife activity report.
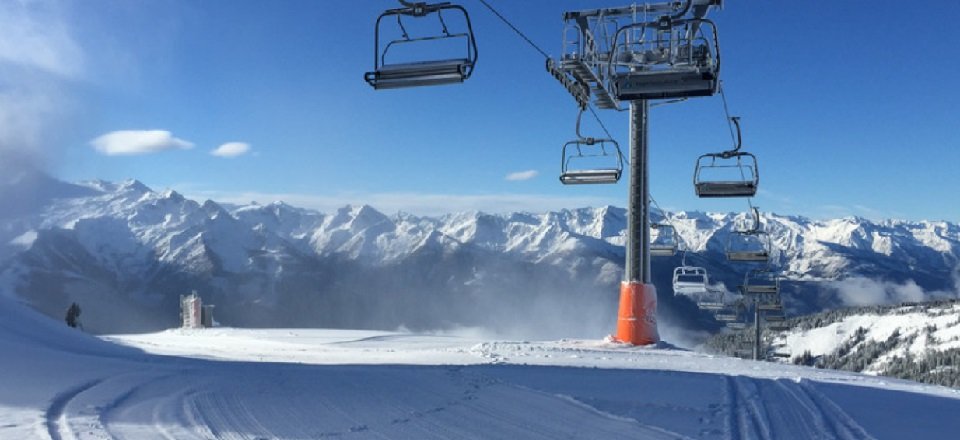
[392,1,452,16]
[717,116,742,157]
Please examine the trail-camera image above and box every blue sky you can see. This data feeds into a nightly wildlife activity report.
[2,0,959,221]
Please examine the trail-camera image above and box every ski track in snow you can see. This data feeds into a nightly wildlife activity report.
[721,375,879,440]
[45,379,104,440]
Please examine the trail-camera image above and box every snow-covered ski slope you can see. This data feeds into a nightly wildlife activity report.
[3,297,960,439]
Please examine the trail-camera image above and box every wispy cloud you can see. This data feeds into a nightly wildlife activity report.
[505,170,538,181]
[175,187,617,216]
[90,130,194,156]
[0,1,84,79]
[829,276,958,307]
[211,142,251,158]
[0,1,83,175]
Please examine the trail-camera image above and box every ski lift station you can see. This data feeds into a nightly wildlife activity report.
[181,292,215,329]
[365,0,785,354]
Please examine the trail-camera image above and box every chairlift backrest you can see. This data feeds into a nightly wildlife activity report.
[365,2,478,90]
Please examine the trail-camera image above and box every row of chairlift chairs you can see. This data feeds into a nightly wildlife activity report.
[362,0,785,337]
[674,116,786,334]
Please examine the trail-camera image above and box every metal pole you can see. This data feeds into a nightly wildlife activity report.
[753,300,761,361]
[625,100,650,284]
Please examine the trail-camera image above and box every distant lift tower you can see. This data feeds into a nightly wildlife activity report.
[553,0,722,344]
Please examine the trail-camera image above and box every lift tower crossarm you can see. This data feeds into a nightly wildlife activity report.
[563,0,720,21]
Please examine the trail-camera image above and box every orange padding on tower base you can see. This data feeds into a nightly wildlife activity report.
[615,281,659,345]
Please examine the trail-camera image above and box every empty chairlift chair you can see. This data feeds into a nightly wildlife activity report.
[672,266,725,310]
[726,207,771,263]
[650,223,678,256]
[714,301,745,323]
[672,266,709,295]
[607,6,720,101]
[694,117,759,198]
[742,269,782,311]
[365,1,478,90]
[560,110,624,184]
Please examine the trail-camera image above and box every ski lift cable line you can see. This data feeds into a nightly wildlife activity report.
[476,0,550,59]
[475,0,615,140]
[718,82,737,146]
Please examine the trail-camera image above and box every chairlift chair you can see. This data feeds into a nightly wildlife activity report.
[560,110,624,185]
[764,313,786,322]
[365,1,478,90]
[607,15,720,100]
[767,318,789,331]
[694,152,759,198]
[714,311,739,322]
[758,303,783,312]
[742,269,780,296]
[726,322,747,330]
[672,266,709,295]
[697,291,726,311]
[694,117,760,198]
[650,223,678,257]
[726,207,771,262]
[727,230,770,262]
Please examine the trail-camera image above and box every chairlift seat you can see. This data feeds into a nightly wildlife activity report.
[650,245,677,257]
[743,284,778,295]
[715,312,738,322]
[726,322,747,330]
[697,301,725,310]
[611,69,717,101]
[674,283,708,295]
[560,169,622,185]
[365,58,472,89]
[727,250,769,262]
[695,181,758,198]
[764,314,786,322]
[758,302,783,312]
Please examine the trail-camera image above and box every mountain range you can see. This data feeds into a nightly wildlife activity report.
[1,172,958,338]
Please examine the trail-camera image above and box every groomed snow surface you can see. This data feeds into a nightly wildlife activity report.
[3,297,960,439]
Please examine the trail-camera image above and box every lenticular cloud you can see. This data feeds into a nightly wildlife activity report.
[90,130,194,156]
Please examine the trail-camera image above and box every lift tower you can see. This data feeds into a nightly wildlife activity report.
[553,0,722,344]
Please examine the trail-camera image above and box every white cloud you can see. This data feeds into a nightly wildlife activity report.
[505,170,539,181]
[211,142,251,158]
[90,130,194,156]
[176,187,617,217]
